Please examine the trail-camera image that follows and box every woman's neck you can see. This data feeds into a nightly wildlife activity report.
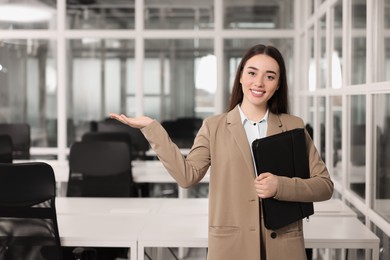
[240,103,267,122]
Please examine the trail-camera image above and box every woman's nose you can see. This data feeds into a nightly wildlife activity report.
[254,76,264,87]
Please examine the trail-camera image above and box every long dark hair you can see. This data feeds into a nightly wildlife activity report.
[228,44,289,114]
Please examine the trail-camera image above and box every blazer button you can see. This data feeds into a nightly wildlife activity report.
[270,232,277,239]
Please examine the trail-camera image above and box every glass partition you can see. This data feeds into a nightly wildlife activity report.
[385,0,390,81]
[373,93,390,222]
[318,97,326,162]
[332,0,343,89]
[331,95,342,182]
[348,95,366,199]
[0,39,57,148]
[376,0,390,81]
[319,15,327,89]
[305,97,314,140]
[144,39,214,121]
[67,0,135,29]
[351,0,366,85]
[308,26,315,91]
[144,0,213,29]
[224,0,294,29]
[67,39,135,144]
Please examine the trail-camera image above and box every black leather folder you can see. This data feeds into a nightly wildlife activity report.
[252,128,314,230]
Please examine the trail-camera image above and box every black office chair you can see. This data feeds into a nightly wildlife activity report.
[81,132,133,158]
[66,141,136,259]
[0,123,31,159]
[0,134,13,163]
[67,141,138,198]
[161,117,202,148]
[0,162,62,260]
[97,118,150,160]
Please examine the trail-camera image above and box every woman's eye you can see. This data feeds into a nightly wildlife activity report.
[267,75,275,80]
[248,71,256,76]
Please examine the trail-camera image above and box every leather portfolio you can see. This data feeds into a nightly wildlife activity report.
[251,128,314,230]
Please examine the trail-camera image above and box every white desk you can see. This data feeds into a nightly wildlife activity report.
[55,198,354,218]
[303,217,380,259]
[57,198,165,260]
[313,199,357,217]
[58,214,144,260]
[55,198,377,260]
[137,215,379,260]
[56,197,163,215]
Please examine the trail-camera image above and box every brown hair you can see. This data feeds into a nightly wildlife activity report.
[228,44,289,114]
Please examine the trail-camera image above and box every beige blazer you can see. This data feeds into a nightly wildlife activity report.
[141,106,333,260]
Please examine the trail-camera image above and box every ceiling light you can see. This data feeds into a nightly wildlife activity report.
[0,0,54,23]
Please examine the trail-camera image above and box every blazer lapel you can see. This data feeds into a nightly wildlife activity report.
[226,106,256,176]
[267,112,285,136]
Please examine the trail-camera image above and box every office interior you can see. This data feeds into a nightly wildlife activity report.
[0,0,389,259]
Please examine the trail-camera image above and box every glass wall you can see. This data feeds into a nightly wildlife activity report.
[145,0,213,29]
[223,0,294,29]
[332,0,343,89]
[0,39,57,148]
[67,39,135,144]
[373,94,390,222]
[351,0,366,85]
[67,0,135,30]
[297,0,390,256]
[0,0,296,154]
[348,95,366,199]
[143,39,214,120]
[331,96,342,182]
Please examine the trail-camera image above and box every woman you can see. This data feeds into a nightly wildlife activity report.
[110,44,333,260]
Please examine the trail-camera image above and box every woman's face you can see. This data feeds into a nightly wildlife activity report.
[240,54,280,111]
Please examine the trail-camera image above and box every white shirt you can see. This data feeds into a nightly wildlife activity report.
[238,105,269,174]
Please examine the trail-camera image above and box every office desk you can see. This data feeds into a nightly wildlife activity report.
[57,198,165,260]
[314,198,357,217]
[55,197,355,217]
[58,214,144,260]
[56,197,163,215]
[303,217,380,259]
[137,215,379,260]
[55,198,375,260]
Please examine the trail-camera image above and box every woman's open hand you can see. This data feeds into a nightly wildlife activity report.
[109,113,154,129]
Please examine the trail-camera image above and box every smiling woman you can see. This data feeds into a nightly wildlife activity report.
[110,44,333,260]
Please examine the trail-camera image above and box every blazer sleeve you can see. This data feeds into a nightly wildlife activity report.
[273,120,334,203]
[141,120,210,188]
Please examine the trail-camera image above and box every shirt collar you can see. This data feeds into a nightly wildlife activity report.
[238,104,269,125]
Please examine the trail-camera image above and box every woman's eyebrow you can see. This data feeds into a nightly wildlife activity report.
[247,66,277,75]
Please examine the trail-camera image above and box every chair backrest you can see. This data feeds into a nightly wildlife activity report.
[0,134,13,163]
[0,123,31,159]
[67,141,137,197]
[0,162,62,260]
[97,118,150,159]
[161,117,203,148]
[81,131,133,157]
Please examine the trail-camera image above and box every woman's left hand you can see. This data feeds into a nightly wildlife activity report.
[254,172,278,199]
